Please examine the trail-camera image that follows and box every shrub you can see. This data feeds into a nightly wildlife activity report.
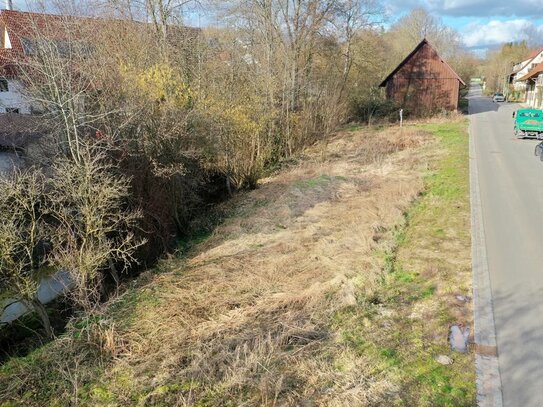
[350,93,399,125]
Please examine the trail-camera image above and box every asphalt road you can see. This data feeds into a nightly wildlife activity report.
[469,84,543,406]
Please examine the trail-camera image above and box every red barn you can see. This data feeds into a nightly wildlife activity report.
[379,39,465,114]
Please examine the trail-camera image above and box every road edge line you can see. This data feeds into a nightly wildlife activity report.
[469,99,504,407]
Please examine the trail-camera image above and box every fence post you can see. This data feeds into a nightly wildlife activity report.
[399,109,403,128]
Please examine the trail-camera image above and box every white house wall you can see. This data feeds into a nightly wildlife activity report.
[516,53,543,79]
[0,79,31,114]
[514,52,543,90]
[3,26,10,48]
[514,82,527,91]
[525,74,543,109]
[513,58,531,90]
[513,59,531,72]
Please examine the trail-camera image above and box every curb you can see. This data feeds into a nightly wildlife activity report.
[469,94,504,407]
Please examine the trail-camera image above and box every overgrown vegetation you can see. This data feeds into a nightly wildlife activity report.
[0,116,474,405]
[333,119,474,406]
[0,2,477,402]
[0,1,477,342]
[0,143,144,339]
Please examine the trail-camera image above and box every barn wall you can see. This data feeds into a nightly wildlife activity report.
[386,42,461,114]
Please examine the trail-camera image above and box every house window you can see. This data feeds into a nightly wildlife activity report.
[0,78,8,92]
[6,108,19,114]
[20,37,36,56]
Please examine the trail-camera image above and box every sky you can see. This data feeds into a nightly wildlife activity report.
[386,0,543,53]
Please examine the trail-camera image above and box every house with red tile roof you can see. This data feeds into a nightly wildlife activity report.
[518,61,543,108]
[0,5,86,169]
[510,48,543,94]
[0,7,81,114]
[0,6,200,116]
[0,5,200,162]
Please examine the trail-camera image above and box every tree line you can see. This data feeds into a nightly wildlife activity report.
[481,41,533,98]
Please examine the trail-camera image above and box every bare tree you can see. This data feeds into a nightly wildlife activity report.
[483,41,530,94]
[48,142,145,312]
[385,8,461,70]
[331,0,381,93]
[12,12,113,164]
[0,169,54,338]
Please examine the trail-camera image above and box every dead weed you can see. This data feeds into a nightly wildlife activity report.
[91,125,435,406]
[1,125,437,406]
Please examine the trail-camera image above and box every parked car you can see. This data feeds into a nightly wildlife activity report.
[513,108,543,139]
[493,92,505,102]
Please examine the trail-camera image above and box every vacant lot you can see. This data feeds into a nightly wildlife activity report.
[0,117,474,406]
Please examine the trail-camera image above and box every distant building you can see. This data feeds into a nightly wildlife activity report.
[0,7,67,171]
[518,61,543,109]
[509,49,543,93]
[379,39,465,115]
[0,7,201,117]
[0,7,103,115]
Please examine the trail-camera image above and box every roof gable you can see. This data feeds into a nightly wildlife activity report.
[526,48,543,60]
[511,49,543,75]
[519,60,543,81]
[0,9,200,61]
[0,10,91,57]
[513,50,543,78]
[379,39,465,87]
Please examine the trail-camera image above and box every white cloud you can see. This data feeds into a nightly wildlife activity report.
[386,0,543,17]
[462,19,543,48]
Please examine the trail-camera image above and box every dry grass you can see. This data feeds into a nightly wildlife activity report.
[95,126,432,405]
[1,125,444,406]
[330,118,475,406]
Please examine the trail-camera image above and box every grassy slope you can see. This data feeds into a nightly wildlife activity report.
[333,120,474,406]
[0,119,474,406]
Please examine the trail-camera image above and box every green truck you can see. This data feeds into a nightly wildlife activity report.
[514,108,543,139]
